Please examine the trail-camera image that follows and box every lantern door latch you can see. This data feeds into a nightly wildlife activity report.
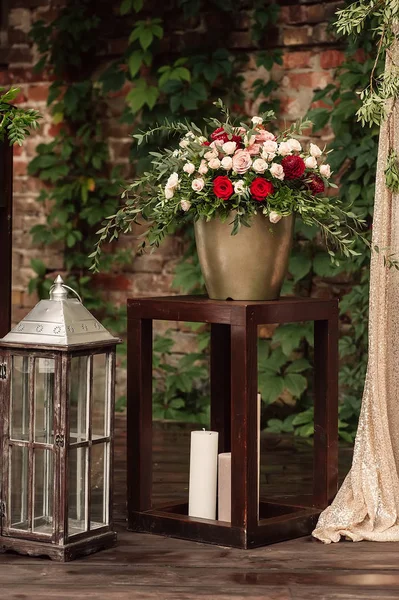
[55,434,65,448]
[0,363,6,380]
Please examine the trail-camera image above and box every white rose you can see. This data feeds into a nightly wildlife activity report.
[287,138,302,152]
[270,163,285,180]
[204,150,218,161]
[221,156,233,170]
[183,162,195,175]
[210,139,224,149]
[166,172,179,189]
[278,141,292,156]
[309,143,322,157]
[208,157,221,169]
[198,160,208,175]
[165,187,174,200]
[179,139,189,148]
[192,178,205,192]
[263,140,278,154]
[269,211,282,224]
[320,164,331,178]
[181,200,191,212]
[305,156,317,169]
[222,141,237,155]
[263,152,276,161]
[234,180,247,195]
[198,136,207,143]
[244,134,257,147]
[252,116,263,125]
[252,158,268,173]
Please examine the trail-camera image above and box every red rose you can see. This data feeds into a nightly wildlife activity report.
[202,141,211,146]
[250,177,274,202]
[213,175,234,200]
[211,127,229,143]
[308,174,325,195]
[231,134,243,148]
[281,155,306,180]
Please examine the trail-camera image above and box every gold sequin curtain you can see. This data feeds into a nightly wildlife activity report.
[313,42,399,543]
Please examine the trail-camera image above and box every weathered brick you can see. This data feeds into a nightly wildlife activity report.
[320,49,345,69]
[26,83,50,102]
[283,51,312,69]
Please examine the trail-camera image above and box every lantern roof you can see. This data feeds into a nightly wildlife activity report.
[2,276,119,348]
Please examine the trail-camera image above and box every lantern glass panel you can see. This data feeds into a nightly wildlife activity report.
[68,446,87,536]
[10,445,29,530]
[69,356,89,443]
[33,448,53,534]
[10,356,31,442]
[90,442,109,528]
[92,354,108,439]
[34,358,55,444]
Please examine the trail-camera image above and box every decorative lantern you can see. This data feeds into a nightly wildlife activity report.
[0,276,120,561]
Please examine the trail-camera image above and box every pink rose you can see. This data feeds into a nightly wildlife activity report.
[255,129,276,143]
[232,149,252,174]
[247,143,262,156]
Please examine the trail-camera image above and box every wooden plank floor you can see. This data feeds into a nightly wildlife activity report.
[2,414,399,600]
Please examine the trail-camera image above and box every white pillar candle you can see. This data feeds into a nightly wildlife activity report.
[188,430,219,520]
[218,452,231,522]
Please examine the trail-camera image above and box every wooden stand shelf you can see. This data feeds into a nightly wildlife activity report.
[127,296,339,549]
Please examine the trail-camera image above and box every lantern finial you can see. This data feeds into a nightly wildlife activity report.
[50,275,68,301]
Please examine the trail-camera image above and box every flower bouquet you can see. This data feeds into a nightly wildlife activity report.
[92,100,365,300]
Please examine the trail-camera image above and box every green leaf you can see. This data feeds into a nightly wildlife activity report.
[288,252,312,283]
[258,373,285,405]
[258,346,286,373]
[313,253,343,277]
[139,29,153,51]
[284,373,307,398]
[273,323,313,356]
[285,358,311,373]
[30,258,47,277]
[120,0,132,14]
[128,51,143,78]
[132,0,143,11]
[292,408,313,426]
[307,108,330,132]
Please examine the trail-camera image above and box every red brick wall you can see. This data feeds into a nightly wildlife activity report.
[3,0,345,322]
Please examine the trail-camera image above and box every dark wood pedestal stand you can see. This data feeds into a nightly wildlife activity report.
[127,296,339,549]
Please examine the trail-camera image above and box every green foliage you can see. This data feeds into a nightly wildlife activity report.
[91,103,366,271]
[152,330,209,423]
[385,149,399,192]
[28,0,283,414]
[0,87,41,145]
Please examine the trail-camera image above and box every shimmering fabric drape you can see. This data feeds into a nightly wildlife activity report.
[312,44,399,544]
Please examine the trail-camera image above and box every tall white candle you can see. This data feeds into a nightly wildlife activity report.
[188,430,219,520]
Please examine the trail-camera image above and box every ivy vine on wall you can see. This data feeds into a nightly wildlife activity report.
[27,0,282,417]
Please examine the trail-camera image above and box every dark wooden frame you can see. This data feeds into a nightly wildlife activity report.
[0,342,118,561]
[0,140,13,338]
[127,295,339,549]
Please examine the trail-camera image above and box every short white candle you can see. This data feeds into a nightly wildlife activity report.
[188,430,219,520]
[218,452,231,522]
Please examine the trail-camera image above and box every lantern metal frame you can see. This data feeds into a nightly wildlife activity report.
[0,278,119,561]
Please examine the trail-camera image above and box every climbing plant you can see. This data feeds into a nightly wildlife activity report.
[0,87,40,144]
[27,0,282,417]
[266,7,382,442]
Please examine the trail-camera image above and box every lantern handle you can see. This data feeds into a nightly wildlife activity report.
[50,281,83,303]
[61,284,83,303]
